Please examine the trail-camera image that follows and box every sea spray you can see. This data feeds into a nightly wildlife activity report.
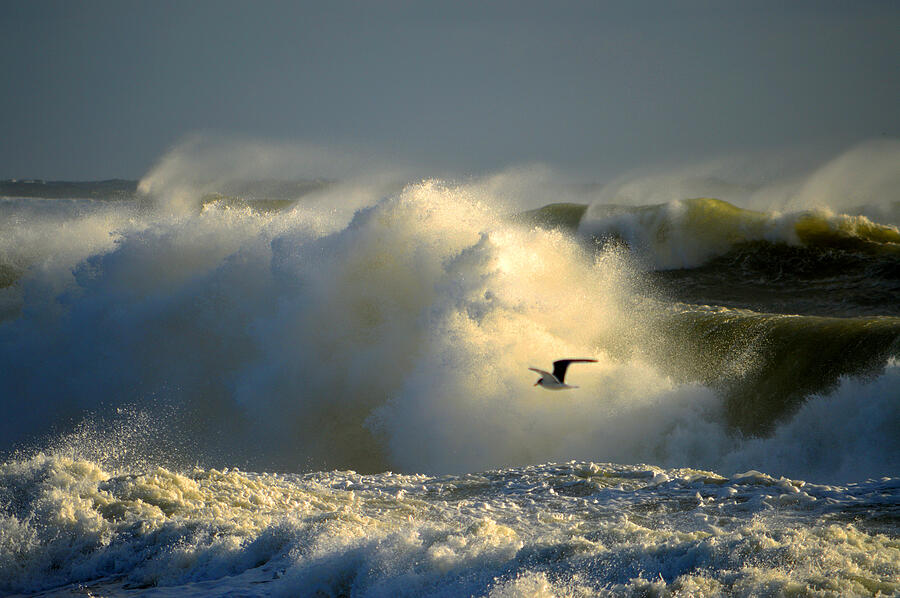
[2,141,899,482]
[0,177,724,475]
[135,134,399,215]
[2,149,899,596]
[584,139,900,216]
[1,174,899,481]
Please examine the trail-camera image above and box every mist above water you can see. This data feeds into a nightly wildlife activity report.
[584,138,900,218]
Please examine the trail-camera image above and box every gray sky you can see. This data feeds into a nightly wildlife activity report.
[2,0,898,180]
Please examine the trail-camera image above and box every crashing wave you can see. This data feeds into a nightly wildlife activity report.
[574,197,900,270]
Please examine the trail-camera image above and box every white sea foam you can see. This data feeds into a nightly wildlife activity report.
[0,198,141,298]
[719,359,900,482]
[1,455,896,597]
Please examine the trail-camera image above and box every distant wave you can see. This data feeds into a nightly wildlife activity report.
[577,197,900,270]
[517,198,900,316]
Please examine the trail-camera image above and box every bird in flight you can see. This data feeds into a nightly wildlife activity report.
[528,359,597,390]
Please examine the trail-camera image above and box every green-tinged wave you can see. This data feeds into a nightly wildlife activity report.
[516,198,900,315]
[513,202,588,231]
[638,307,900,435]
[794,209,900,249]
[526,197,900,269]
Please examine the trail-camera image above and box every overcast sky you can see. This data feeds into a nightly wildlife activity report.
[2,0,898,180]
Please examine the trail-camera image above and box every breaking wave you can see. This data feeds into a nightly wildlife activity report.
[0,177,897,485]
[579,197,900,270]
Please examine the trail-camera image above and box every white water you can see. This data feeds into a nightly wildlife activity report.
[1,141,899,596]
[1,173,897,482]
[1,455,897,597]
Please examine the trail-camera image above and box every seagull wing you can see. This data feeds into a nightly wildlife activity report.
[552,359,598,383]
[528,367,558,384]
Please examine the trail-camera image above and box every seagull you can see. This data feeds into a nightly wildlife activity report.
[529,359,597,390]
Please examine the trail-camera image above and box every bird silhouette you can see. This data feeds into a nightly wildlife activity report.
[528,359,597,390]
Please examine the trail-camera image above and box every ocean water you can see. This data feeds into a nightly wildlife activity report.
[1,145,898,596]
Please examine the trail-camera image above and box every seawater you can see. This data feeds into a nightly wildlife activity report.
[0,147,898,596]
[2,456,898,597]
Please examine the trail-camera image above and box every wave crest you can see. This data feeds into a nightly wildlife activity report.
[580,197,900,270]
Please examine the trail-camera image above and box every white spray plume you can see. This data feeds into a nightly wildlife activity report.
[587,139,900,214]
[786,138,900,212]
[137,133,406,214]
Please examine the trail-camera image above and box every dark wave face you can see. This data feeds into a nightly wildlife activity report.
[652,242,900,317]
[644,308,899,435]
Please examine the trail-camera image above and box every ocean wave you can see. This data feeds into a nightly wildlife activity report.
[0,181,897,485]
[642,307,900,435]
[577,197,900,270]
[1,175,899,596]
